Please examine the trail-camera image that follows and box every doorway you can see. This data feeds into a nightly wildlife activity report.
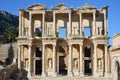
[35,47,42,75]
[84,60,92,75]
[35,60,42,75]
[116,61,120,80]
[59,56,67,75]
[84,47,92,75]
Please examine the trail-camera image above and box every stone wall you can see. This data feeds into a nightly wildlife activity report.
[0,42,18,65]
[112,33,120,46]
[0,42,19,80]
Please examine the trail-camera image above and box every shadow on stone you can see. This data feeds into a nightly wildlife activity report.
[0,60,4,65]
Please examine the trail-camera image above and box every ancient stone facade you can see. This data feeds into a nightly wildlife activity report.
[110,33,120,80]
[17,3,113,79]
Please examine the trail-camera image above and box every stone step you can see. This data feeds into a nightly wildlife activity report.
[30,76,105,80]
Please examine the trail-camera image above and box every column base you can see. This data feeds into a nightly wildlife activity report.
[105,72,113,79]
[27,73,31,78]
[42,72,46,77]
[68,71,73,77]
[52,72,57,77]
[93,72,99,78]
[79,72,84,77]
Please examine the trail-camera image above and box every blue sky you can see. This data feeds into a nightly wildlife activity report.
[0,0,120,45]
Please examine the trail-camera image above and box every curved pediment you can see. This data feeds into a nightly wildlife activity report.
[52,3,70,10]
[28,4,46,10]
[78,3,96,10]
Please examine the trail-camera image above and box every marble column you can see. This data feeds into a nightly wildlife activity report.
[68,44,73,76]
[93,43,98,77]
[28,45,32,77]
[18,45,21,71]
[104,13,107,35]
[29,13,32,37]
[69,12,72,36]
[42,44,46,77]
[79,44,84,76]
[53,13,56,37]
[42,13,45,36]
[105,44,108,76]
[22,15,24,36]
[93,12,96,35]
[19,10,22,36]
[52,44,57,77]
[79,12,82,36]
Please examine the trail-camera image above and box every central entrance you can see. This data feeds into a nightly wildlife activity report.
[35,47,42,75]
[84,60,92,75]
[59,56,67,75]
[57,45,68,76]
[35,60,42,75]
[84,47,92,75]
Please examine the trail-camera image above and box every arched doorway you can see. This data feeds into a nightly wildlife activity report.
[112,57,120,80]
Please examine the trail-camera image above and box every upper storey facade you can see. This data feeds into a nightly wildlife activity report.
[18,3,108,39]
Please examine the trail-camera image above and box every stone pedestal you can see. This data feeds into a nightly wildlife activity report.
[42,72,46,77]
[68,71,73,77]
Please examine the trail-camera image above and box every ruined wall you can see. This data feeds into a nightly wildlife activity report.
[0,42,18,65]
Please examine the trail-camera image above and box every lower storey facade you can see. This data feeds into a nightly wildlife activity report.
[17,38,111,79]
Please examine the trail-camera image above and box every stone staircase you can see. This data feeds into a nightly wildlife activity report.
[30,76,106,80]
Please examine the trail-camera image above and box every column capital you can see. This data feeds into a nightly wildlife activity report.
[79,44,83,46]
[79,12,82,15]
[28,44,32,47]
[69,11,71,14]
[18,44,21,47]
[53,12,56,15]
[52,44,56,46]
[93,42,98,47]
[104,44,108,46]
[93,11,96,14]
[69,44,72,46]
[42,12,45,14]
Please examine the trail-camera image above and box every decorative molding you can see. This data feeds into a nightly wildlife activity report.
[52,3,71,10]
[78,3,96,10]
[28,4,46,10]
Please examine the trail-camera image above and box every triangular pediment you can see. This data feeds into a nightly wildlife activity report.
[78,3,96,10]
[28,4,46,10]
[52,3,70,10]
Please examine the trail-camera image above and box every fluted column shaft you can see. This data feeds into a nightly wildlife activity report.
[79,13,82,36]
[53,44,57,77]
[28,45,32,77]
[104,13,107,35]
[29,13,32,37]
[42,13,45,36]
[53,13,56,37]
[93,43,97,76]
[68,44,73,76]
[18,45,21,71]
[105,44,108,76]
[93,12,96,35]
[42,44,46,77]
[79,44,84,76]
[69,12,72,36]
